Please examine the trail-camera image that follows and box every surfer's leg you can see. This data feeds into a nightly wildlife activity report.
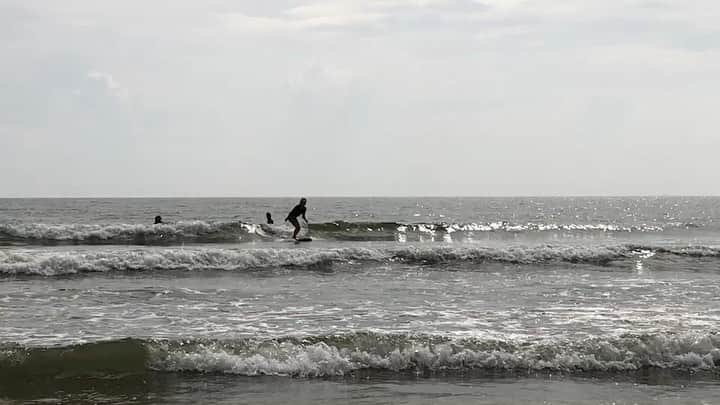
[290,218,300,239]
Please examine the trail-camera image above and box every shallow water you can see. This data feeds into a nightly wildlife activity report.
[6,373,720,405]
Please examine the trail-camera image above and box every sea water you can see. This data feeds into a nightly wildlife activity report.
[1,197,720,404]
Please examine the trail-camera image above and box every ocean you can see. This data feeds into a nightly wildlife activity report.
[2,197,720,404]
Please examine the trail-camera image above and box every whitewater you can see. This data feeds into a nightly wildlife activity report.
[2,197,720,404]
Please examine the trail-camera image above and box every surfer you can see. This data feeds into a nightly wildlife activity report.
[285,198,308,240]
[266,212,274,225]
[154,215,163,224]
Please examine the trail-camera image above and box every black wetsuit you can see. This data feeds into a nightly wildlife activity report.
[285,205,306,221]
[285,204,307,239]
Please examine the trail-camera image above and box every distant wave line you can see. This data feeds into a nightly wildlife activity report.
[0,220,700,246]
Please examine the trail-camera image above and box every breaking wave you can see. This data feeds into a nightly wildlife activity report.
[0,221,256,245]
[0,220,690,246]
[3,331,720,379]
[646,245,720,257]
[1,243,717,276]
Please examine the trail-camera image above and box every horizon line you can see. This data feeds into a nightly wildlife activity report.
[1,195,719,199]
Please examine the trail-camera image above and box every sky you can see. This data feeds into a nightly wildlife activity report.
[1,0,719,197]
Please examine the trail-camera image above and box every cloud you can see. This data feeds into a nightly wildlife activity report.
[218,13,294,34]
[220,5,385,34]
[87,71,129,102]
[220,0,479,34]
[288,63,354,92]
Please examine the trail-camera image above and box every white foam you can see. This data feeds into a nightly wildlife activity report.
[2,243,716,276]
[0,220,677,245]
[146,332,720,377]
[0,221,235,241]
[0,247,384,276]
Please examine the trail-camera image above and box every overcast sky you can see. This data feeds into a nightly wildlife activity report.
[1,0,719,197]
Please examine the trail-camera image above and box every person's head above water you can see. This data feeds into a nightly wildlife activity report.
[154,215,162,224]
[266,212,274,224]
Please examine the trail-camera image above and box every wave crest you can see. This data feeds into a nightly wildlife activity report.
[0,220,691,246]
[4,332,720,378]
[0,221,257,245]
[151,332,720,376]
[4,242,718,276]
[0,244,649,276]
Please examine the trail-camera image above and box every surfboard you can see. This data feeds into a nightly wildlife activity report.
[295,237,312,242]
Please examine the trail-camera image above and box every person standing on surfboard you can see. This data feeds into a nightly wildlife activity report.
[285,198,308,240]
